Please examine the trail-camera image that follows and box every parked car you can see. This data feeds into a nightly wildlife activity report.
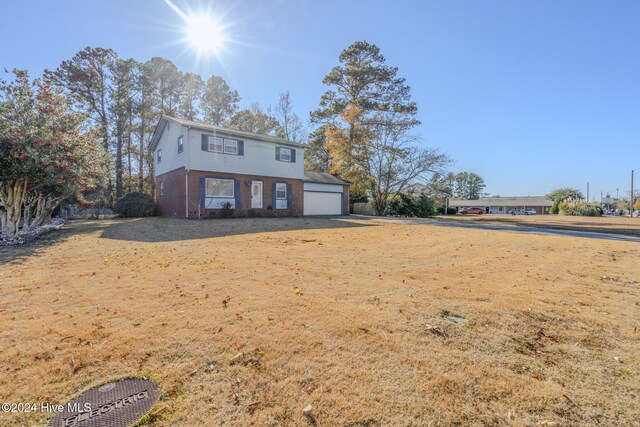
[511,208,537,215]
[459,207,484,215]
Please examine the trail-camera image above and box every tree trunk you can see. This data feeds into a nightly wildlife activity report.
[30,193,65,229]
[22,192,37,233]
[0,179,28,237]
[138,115,145,192]
[115,134,123,199]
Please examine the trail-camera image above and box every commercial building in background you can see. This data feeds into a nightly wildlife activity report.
[449,196,553,214]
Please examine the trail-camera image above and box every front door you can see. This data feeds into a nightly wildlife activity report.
[251,181,263,208]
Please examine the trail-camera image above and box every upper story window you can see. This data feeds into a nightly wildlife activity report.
[157,149,162,164]
[209,137,223,153]
[276,146,295,162]
[177,136,183,153]
[203,135,243,156]
[280,148,291,162]
[224,139,238,155]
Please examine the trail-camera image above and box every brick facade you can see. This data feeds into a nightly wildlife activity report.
[157,169,303,218]
[157,168,351,218]
[156,167,186,218]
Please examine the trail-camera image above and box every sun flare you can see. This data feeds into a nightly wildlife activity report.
[186,13,224,55]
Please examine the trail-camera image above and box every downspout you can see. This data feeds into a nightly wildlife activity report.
[185,126,190,219]
[185,169,189,219]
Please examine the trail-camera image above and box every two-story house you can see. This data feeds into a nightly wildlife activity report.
[149,115,349,218]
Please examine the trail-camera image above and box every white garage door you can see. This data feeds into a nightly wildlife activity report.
[304,191,342,215]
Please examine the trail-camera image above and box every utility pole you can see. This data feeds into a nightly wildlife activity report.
[586,182,589,202]
[632,168,639,217]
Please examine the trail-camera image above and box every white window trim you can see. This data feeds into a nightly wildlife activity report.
[205,178,235,198]
[157,149,162,164]
[209,137,224,153]
[279,147,292,162]
[224,138,238,155]
[160,181,164,197]
[177,136,183,153]
[276,182,287,200]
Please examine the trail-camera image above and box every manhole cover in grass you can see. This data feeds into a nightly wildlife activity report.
[46,377,159,427]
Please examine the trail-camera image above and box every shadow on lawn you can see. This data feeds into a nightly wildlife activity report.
[0,220,113,265]
[98,216,375,243]
[0,217,375,264]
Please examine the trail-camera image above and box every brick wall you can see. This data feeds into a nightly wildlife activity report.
[156,167,186,218]
[185,170,304,218]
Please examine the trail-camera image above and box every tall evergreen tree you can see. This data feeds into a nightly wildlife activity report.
[179,73,205,121]
[109,58,136,198]
[133,60,156,193]
[44,47,116,153]
[311,41,421,201]
[201,75,240,125]
[146,57,183,116]
[304,125,330,172]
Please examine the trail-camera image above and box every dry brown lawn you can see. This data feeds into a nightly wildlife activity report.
[0,217,639,426]
[439,213,640,237]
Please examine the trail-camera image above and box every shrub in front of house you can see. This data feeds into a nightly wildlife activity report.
[113,192,156,218]
[559,199,604,216]
[219,202,235,218]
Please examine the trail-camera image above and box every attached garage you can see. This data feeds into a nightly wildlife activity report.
[303,172,350,216]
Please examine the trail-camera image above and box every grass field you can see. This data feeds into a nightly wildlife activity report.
[1,217,639,426]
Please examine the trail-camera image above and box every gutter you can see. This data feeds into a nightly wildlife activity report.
[185,125,190,219]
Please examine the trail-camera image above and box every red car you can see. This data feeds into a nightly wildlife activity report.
[458,207,484,215]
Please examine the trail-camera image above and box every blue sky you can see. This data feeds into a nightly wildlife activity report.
[2,0,639,198]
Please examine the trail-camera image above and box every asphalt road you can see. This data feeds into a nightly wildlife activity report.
[354,215,640,243]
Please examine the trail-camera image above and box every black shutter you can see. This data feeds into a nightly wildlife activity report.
[199,177,205,208]
[275,146,281,161]
[271,182,277,208]
[286,183,292,209]
[290,149,296,163]
[201,134,208,151]
[234,179,241,209]
[237,140,244,156]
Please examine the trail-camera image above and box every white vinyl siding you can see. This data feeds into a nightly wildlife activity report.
[189,130,304,179]
[152,119,304,179]
[154,123,188,176]
[303,182,344,193]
